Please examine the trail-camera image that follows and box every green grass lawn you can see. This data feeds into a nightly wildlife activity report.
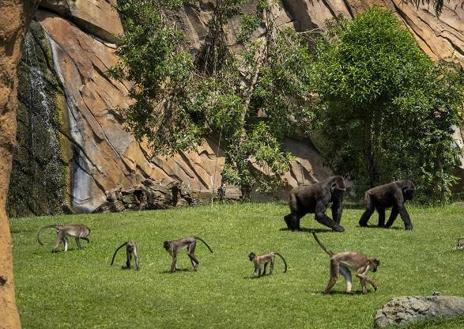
[11,202,464,328]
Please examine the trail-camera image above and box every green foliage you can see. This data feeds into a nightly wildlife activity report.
[311,8,463,202]
[112,0,314,196]
[407,0,445,15]
[13,203,464,328]
[110,0,202,154]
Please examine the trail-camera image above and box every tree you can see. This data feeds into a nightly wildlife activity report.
[112,0,314,198]
[311,7,463,202]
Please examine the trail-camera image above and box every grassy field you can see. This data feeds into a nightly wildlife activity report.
[11,202,464,328]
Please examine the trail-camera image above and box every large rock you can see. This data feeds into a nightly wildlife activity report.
[41,0,123,43]
[374,295,464,328]
[389,0,464,67]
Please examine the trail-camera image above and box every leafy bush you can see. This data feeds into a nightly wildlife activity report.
[311,8,463,202]
[111,0,314,196]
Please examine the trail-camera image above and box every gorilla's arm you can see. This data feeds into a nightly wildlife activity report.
[315,200,345,232]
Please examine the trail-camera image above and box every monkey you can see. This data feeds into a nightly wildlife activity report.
[37,224,90,252]
[248,252,287,277]
[111,240,140,271]
[284,176,346,232]
[358,180,415,230]
[163,236,213,273]
[312,233,380,294]
[455,238,464,251]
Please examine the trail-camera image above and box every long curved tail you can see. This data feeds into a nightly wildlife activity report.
[274,252,288,273]
[111,242,128,265]
[194,236,213,253]
[312,233,334,256]
[37,224,58,246]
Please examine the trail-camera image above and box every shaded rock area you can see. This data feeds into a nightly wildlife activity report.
[8,21,71,217]
[8,0,464,216]
[374,295,464,328]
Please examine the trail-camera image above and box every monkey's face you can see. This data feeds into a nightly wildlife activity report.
[163,241,170,250]
[248,252,256,261]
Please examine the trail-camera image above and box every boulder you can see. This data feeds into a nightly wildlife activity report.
[374,295,464,328]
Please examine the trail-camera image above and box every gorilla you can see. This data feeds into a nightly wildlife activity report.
[358,180,415,230]
[283,176,346,232]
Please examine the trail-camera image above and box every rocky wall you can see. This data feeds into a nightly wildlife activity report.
[7,21,71,217]
[8,0,464,216]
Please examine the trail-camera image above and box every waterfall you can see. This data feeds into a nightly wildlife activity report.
[24,35,58,143]
[47,35,94,212]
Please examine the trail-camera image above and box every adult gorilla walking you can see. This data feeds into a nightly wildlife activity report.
[283,176,346,232]
[358,180,415,230]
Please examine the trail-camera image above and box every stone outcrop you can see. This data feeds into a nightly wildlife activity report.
[374,295,464,328]
[388,0,464,67]
[0,1,39,327]
[7,0,464,216]
[40,0,123,43]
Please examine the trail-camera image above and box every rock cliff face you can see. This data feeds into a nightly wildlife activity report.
[0,1,38,327]
[8,0,464,216]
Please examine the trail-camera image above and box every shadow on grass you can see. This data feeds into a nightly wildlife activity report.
[160,268,194,274]
[358,225,403,230]
[243,274,284,280]
[315,290,371,296]
[279,227,334,233]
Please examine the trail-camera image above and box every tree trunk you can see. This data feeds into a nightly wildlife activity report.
[0,1,37,328]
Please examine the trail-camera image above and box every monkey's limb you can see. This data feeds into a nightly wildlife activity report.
[134,254,140,271]
[254,264,262,277]
[111,242,128,266]
[193,236,214,253]
[75,237,82,249]
[263,262,268,275]
[324,260,339,294]
[63,236,68,252]
[339,266,352,293]
[187,242,200,270]
[356,267,377,293]
[124,251,132,269]
[52,230,66,252]
[170,251,178,273]
[359,194,374,227]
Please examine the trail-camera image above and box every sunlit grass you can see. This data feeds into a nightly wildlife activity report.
[11,202,464,328]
